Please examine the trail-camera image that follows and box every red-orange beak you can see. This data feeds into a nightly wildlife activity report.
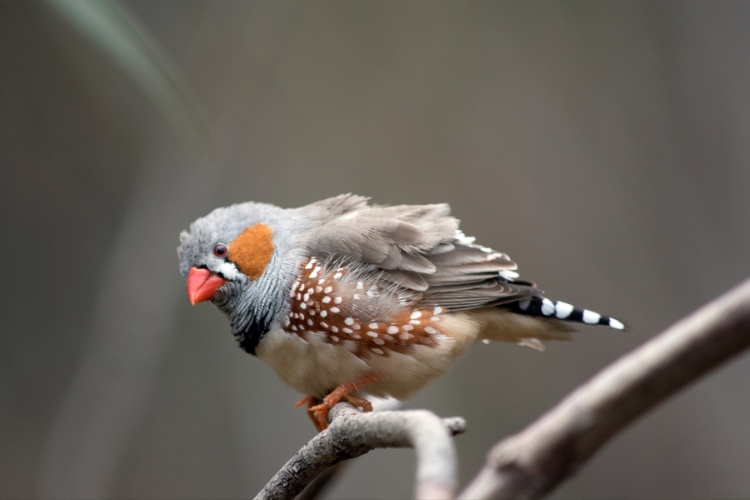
[187,267,227,305]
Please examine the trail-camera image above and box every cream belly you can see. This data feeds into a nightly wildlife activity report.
[255,313,482,400]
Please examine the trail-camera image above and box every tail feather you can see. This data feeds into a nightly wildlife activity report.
[507,296,626,330]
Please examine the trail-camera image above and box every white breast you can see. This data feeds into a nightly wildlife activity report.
[255,328,371,398]
[255,312,481,400]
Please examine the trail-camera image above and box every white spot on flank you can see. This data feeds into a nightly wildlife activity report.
[324,286,333,294]
[318,278,325,284]
[399,333,412,340]
[300,302,306,309]
[609,318,625,330]
[331,336,339,342]
[430,317,440,322]
[518,298,531,310]
[309,310,315,316]
[322,296,331,303]
[307,287,314,293]
[373,338,385,345]
[331,326,339,333]
[334,296,343,304]
[351,333,361,339]
[353,294,361,300]
[411,311,422,319]
[353,323,361,330]
[410,320,421,325]
[334,272,342,280]
[307,319,313,326]
[316,286,322,293]
[387,326,399,334]
[321,322,329,328]
[305,261,313,269]
[371,347,385,355]
[296,293,301,300]
[345,317,354,325]
[369,323,379,329]
[482,339,490,344]
[383,334,394,342]
[291,325,297,331]
[583,310,601,324]
[357,282,364,289]
[284,317,290,326]
[433,306,442,315]
[402,324,413,331]
[554,301,574,319]
[541,298,555,316]
[320,310,328,318]
[303,293,310,301]
[367,331,379,338]
[425,326,437,334]
[343,327,353,334]
[331,307,340,313]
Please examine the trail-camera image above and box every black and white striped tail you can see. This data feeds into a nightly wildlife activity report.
[508,296,625,330]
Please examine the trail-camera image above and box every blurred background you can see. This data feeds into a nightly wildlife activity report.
[3,1,750,498]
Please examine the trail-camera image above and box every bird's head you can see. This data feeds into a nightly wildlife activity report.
[177,201,308,353]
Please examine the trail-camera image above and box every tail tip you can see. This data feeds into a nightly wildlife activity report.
[607,317,625,330]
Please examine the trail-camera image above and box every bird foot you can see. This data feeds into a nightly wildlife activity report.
[309,393,373,430]
[298,373,380,431]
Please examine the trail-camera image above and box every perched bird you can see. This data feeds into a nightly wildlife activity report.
[178,195,623,430]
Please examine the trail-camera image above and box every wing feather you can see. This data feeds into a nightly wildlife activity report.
[380,269,429,291]
[298,195,539,308]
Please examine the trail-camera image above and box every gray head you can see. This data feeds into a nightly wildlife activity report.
[178,201,309,354]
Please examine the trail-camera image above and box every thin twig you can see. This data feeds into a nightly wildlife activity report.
[460,276,750,500]
[256,404,467,500]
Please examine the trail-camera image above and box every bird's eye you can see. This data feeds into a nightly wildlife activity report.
[213,244,228,258]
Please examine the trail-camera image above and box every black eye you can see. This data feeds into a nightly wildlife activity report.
[213,244,228,258]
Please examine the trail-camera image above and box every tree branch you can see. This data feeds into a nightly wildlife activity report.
[256,404,467,500]
[460,276,750,500]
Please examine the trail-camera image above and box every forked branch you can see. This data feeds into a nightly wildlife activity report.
[255,404,466,500]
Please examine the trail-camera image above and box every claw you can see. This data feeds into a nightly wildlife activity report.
[341,394,373,412]
[294,395,316,408]
[295,395,325,431]
[308,401,333,431]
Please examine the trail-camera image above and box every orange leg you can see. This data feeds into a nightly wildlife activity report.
[307,373,380,431]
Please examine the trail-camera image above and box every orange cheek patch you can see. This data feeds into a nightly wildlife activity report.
[228,223,275,280]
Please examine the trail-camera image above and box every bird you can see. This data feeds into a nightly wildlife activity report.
[178,194,624,430]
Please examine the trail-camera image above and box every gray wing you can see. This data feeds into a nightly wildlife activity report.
[298,194,539,311]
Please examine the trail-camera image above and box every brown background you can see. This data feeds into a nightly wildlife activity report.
[3,2,750,498]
